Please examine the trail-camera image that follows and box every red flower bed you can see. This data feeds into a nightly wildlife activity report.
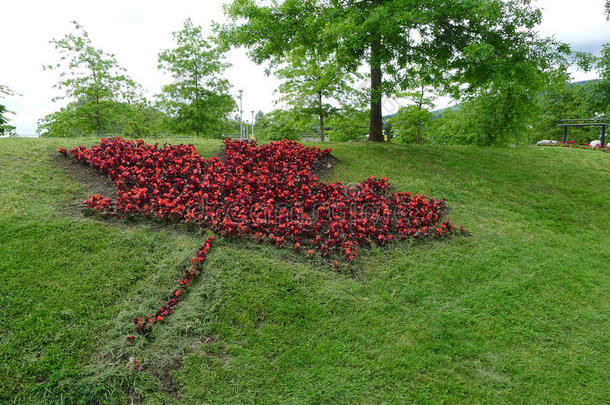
[62,137,458,265]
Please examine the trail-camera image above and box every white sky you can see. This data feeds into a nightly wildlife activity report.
[1,0,609,135]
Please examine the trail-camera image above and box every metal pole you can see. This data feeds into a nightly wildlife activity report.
[602,124,607,148]
[238,90,243,139]
[563,125,568,144]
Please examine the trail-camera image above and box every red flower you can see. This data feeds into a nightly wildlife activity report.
[126,335,135,346]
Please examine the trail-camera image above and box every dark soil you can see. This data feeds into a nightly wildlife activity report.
[53,153,117,200]
[311,153,339,179]
[152,358,184,398]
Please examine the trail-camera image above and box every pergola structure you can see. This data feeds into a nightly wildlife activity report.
[558,118,609,145]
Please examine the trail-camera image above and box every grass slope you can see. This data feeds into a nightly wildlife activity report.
[0,138,608,404]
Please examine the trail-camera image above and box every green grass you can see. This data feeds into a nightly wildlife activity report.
[1,138,608,404]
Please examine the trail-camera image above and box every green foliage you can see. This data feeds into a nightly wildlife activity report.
[389,105,433,143]
[255,110,264,122]
[428,36,574,146]
[157,19,236,137]
[222,0,553,142]
[532,83,594,143]
[528,44,610,143]
[431,73,610,146]
[37,102,95,137]
[426,107,473,145]
[437,91,539,146]
[585,43,610,118]
[326,109,369,142]
[254,109,313,140]
[115,102,168,138]
[0,104,16,136]
[273,45,360,141]
[0,85,18,136]
[429,85,546,146]
[389,82,436,143]
[37,101,167,137]
[44,21,141,136]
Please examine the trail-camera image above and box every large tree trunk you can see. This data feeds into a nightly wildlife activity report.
[369,35,384,142]
[318,91,325,142]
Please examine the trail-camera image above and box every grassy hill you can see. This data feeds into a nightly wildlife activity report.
[1,138,608,404]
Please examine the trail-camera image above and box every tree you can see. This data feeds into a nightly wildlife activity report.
[222,0,550,142]
[531,82,594,143]
[37,102,96,137]
[583,43,610,118]
[0,85,18,136]
[107,101,168,138]
[392,78,436,143]
[45,21,140,136]
[273,44,358,141]
[157,18,235,137]
[0,105,16,136]
[254,109,313,140]
[38,100,168,137]
[389,105,433,143]
[326,108,369,142]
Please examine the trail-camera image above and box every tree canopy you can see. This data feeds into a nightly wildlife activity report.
[254,109,314,140]
[274,47,358,141]
[44,21,140,136]
[37,100,166,138]
[157,18,236,137]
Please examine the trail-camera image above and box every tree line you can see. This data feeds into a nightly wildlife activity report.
[3,1,608,143]
[37,19,235,137]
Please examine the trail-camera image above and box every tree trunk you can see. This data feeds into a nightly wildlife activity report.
[95,93,101,137]
[318,91,325,142]
[369,35,384,142]
[416,84,424,144]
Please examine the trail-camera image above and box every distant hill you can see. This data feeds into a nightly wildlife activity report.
[383,79,602,120]
[570,79,600,87]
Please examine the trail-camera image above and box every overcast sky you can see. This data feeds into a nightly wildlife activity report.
[1,0,609,135]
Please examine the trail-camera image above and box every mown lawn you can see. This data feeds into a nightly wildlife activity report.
[0,138,608,404]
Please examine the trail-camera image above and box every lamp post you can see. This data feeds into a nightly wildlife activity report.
[251,110,255,138]
[238,90,244,139]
